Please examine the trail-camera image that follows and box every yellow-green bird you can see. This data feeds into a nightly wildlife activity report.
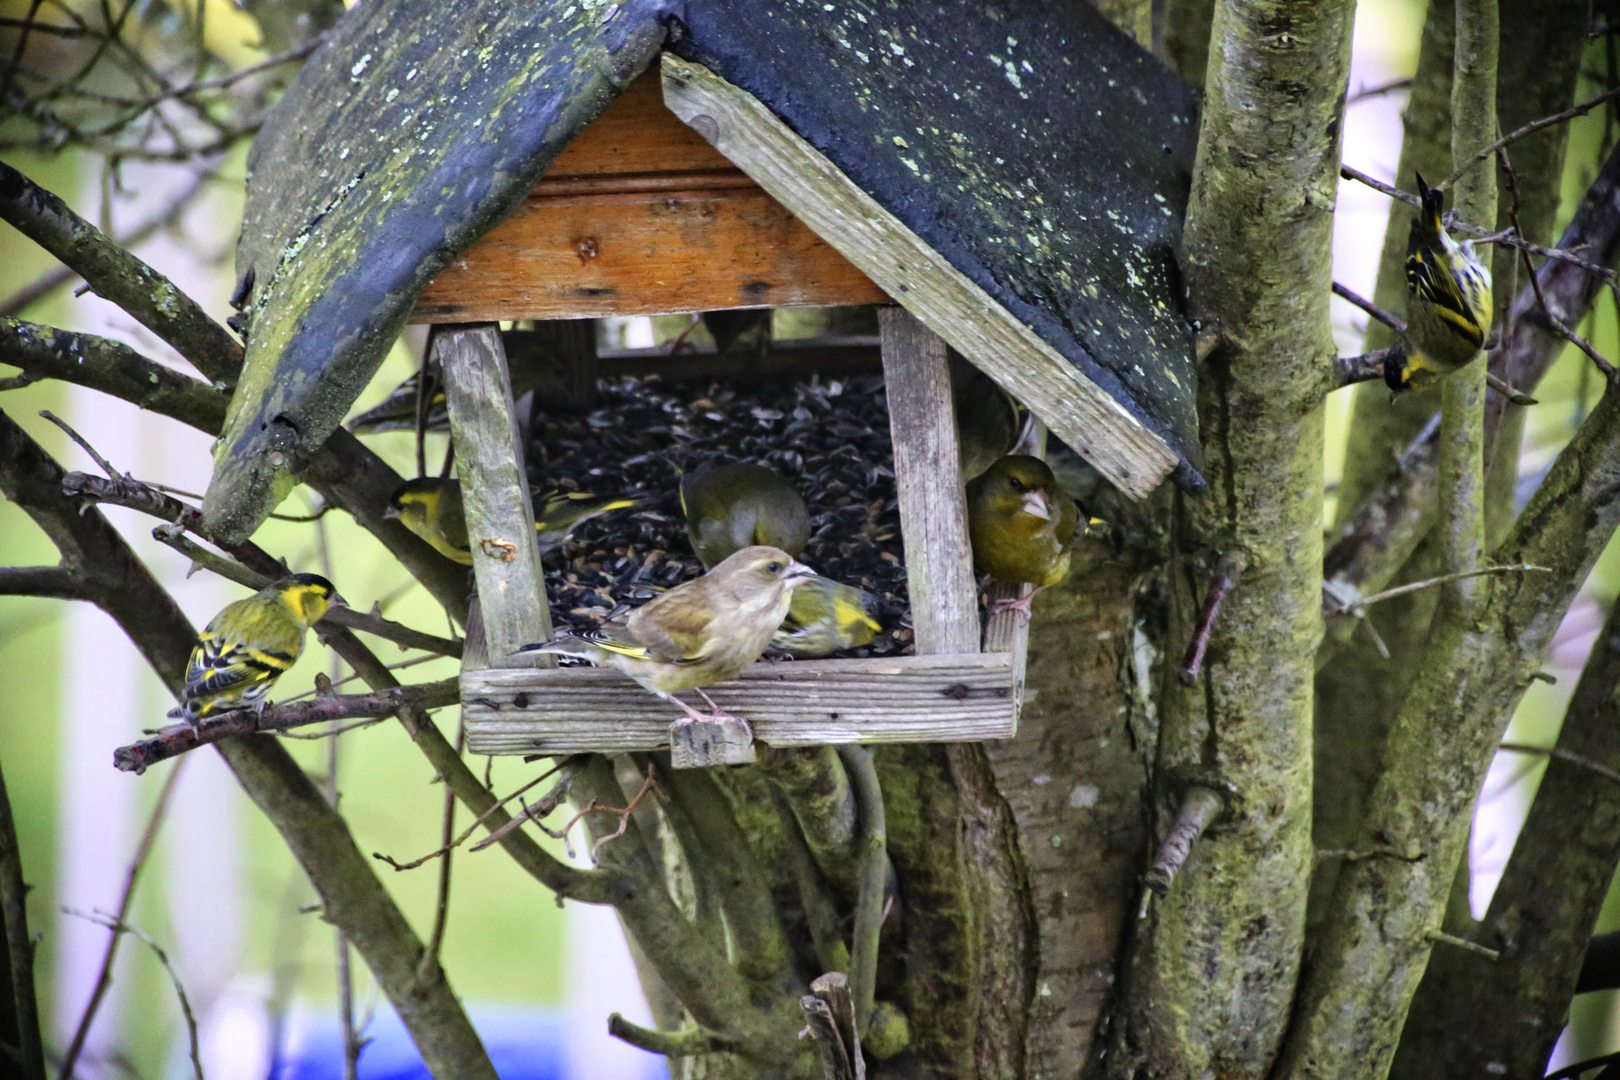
[953,355,1023,481]
[679,462,810,569]
[967,455,1081,616]
[386,477,644,565]
[771,576,881,657]
[168,573,344,722]
[519,546,816,721]
[1385,172,1494,395]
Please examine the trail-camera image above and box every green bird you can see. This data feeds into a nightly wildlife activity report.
[953,355,1023,481]
[679,462,811,570]
[169,573,344,722]
[771,576,882,657]
[519,546,816,722]
[967,455,1082,616]
[386,477,643,565]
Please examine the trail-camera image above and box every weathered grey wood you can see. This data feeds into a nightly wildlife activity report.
[879,307,980,656]
[669,717,758,768]
[439,324,552,669]
[461,653,1016,754]
[983,582,1030,733]
[662,53,1178,500]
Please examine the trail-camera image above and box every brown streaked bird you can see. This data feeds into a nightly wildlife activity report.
[518,546,816,723]
[679,462,810,569]
[966,455,1082,616]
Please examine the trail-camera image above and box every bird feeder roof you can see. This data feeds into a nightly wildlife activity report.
[208,0,1200,544]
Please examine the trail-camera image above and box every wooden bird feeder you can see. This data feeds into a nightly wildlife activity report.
[429,62,1045,767]
[221,3,1202,767]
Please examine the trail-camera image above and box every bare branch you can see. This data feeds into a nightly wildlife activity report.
[0,163,242,385]
[607,1012,732,1058]
[1443,85,1620,188]
[0,565,83,599]
[1144,787,1225,897]
[1178,551,1246,685]
[837,745,886,1038]
[0,759,45,1080]
[113,679,461,774]
[1332,281,1406,332]
[63,911,203,1080]
[59,761,184,1080]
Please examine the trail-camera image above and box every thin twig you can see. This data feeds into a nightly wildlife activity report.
[1347,77,1413,104]
[64,910,205,1080]
[1444,85,1620,189]
[1329,564,1551,615]
[59,758,186,1080]
[1179,551,1247,685]
[1333,281,1407,332]
[607,1013,732,1057]
[419,719,464,982]
[1498,742,1620,787]
[1427,930,1501,961]
[379,762,575,870]
[38,409,119,478]
[0,758,45,1080]
[1144,786,1225,897]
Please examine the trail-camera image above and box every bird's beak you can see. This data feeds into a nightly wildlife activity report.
[783,560,817,588]
[328,592,349,609]
[383,505,401,521]
[1021,490,1052,521]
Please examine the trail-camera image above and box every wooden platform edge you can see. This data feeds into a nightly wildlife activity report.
[461,652,1018,754]
[659,53,1178,500]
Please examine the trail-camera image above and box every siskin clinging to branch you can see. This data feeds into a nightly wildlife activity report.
[386,477,643,565]
[168,573,344,723]
[1385,171,1494,396]
[517,546,816,722]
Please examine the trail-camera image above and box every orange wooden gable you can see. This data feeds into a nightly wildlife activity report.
[411,71,888,323]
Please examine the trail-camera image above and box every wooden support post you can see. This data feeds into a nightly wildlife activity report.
[439,324,552,669]
[879,307,979,656]
[668,717,757,769]
[509,319,599,416]
[981,419,1045,723]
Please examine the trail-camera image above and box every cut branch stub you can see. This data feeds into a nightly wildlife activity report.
[1144,786,1225,898]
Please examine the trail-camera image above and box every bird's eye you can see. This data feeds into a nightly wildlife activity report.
[766,561,782,574]
[1009,477,1024,491]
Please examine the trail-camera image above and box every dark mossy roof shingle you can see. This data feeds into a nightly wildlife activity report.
[207,0,1199,544]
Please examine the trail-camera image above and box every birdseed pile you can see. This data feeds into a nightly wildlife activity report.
[527,372,916,658]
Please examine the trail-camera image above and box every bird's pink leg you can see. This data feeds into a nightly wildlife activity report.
[990,584,1047,619]
[693,687,747,727]
[658,690,714,725]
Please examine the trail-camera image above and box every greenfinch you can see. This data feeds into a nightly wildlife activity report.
[519,546,816,722]
[772,576,882,657]
[168,573,344,722]
[679,462,810,569]
[386,477,643,565]
[953,355,1023,481]
[967,455,1080,615]
[1386,172,1493,395]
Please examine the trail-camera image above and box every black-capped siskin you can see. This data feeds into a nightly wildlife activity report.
[967,455,1081,615]
[1386,172,1494,396]
[168,573,344,723]
[518,546,816,721]
[386,477,643,565]
[772,576,882,657]
[679,462,810,569]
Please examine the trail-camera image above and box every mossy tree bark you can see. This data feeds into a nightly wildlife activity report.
[1095,0,1351,1074]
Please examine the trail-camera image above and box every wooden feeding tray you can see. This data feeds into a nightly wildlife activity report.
[416,59,1058,765]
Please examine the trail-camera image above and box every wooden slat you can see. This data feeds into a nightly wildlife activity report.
[880,308,980,656]
[413,183,888,322]
[462,653,1017,755]
[542,68,734,179]
[660,53,1178,500]
[439,325,551,669]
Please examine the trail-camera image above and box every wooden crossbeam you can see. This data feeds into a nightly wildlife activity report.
[462,653,1017,755]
